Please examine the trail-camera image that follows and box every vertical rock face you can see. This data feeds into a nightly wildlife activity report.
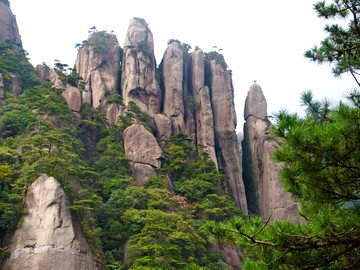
[191,50,217,167]
[162,41,185,131]
[121,18,161,114]
[76,33,121,110]
[242,84,299,221]
[0,1,22,46]
[208,60,248,213]
[4,174,98,270]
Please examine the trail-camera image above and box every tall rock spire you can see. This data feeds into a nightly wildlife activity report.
[161,41,185,131]
[207,58,248,213]
[121,18,161,114]
[0,1,22,46]
[242,84,299,221]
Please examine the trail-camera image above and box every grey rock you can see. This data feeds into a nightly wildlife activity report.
[123,124,163,168]
[4,174,98,270]
[0,2,22,46]
[121,18,161,115]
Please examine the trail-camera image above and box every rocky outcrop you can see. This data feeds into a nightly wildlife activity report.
[242,84,299,221]
[0,1,22,46]
[75,32,121,110]
[208,60,248,213]
[123,124,163,186]
[37,66,82,113]
[162,41,185,131]
[191,49,217,167]
[121,18,161,115]
[153,113,172,148]
[36,64,50,84]
[4,174,98,270]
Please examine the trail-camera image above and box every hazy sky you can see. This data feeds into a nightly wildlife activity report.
[10,0,358,129]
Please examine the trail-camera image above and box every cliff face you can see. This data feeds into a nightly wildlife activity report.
[242,84,299,221]
[71,19,248,213]
[121,18,161,115]
[4,175,99,270]
[0,1,21,46]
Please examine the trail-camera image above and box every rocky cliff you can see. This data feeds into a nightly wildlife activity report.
[242,84,299,221]
[4,175,99,270]
[0,1,21,47]
[0,3,301,268]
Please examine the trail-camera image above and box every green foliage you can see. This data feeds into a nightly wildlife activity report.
[204,51,228,71]
[206,91,360,269]
[82,30,117,54]
[0,103,35,137]
[0,41,40,90]
[304,0,360,85]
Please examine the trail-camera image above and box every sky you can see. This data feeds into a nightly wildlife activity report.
[10,0,358,129]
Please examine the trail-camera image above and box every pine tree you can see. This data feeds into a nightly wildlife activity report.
[205,1,360,269]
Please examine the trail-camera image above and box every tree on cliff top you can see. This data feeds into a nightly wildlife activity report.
[205,1,360,269]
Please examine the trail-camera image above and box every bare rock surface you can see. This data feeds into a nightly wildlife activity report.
[0,1,22,46]
[242,84,300,221]
[36,64,50,84]
[162,41,185,131]
[121,18,161,114]
[209,60,248,213]
[153,113,172,146]
[4,174,98,270]
[123,124,162,168]
[76,33,121,110]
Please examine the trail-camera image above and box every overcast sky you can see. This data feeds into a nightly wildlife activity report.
[10,0,358,129]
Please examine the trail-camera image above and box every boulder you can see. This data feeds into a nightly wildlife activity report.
[4,174,98,270]
[132,163,157,186]
[123,124,162,168]
[121,18,161,114]
[153,114,172,145]
[62,86,82,112]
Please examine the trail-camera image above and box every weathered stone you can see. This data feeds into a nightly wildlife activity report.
[196,86,217,167]
[208,60,248,213]
[0,1,22,46]
[4,174,98,270]
[244,83,267,120]
[242,84,300,221]
[121,18,161,114]
[132,163,157,187]
[191,49,205,98]
[123,124,162,168]
[153,114,172,144]
[36,64,50,84]
[62,86,82,112]
[45,68,82,113]
[76,33,121,110]
[162,41,185,131]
